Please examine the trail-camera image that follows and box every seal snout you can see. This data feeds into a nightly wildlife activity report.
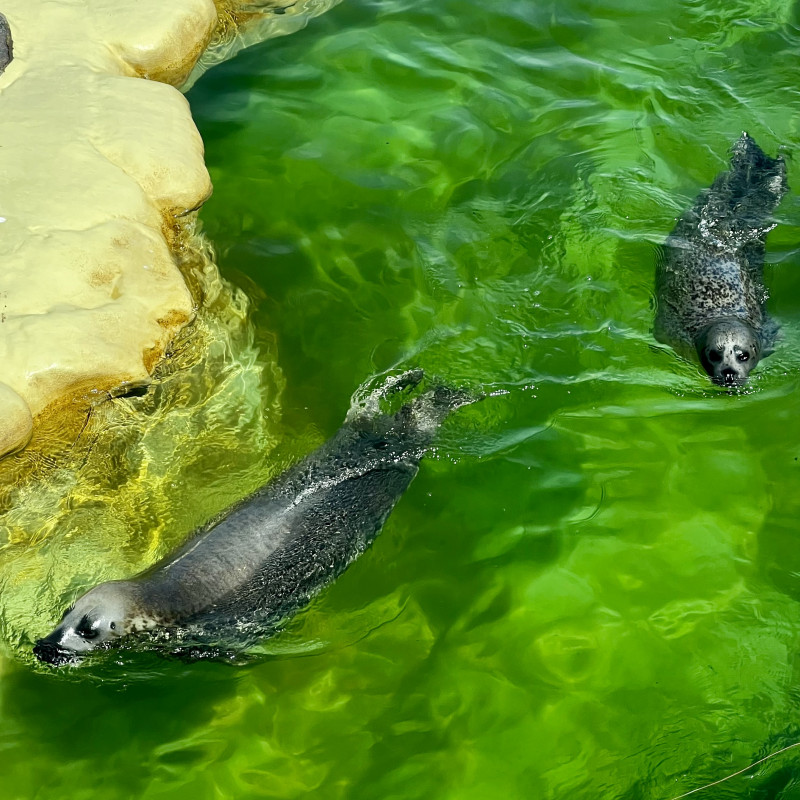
[710,360,748,387]
[709,360,750,387]
[33,638,80,667]
[718,366,745,386]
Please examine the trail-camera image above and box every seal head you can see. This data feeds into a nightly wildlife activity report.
[695,319,761,386]
[33,582,136,665]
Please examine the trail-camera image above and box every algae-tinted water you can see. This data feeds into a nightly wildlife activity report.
[4,0,800,797]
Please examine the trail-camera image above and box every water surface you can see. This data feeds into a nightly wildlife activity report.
[4,0,800,797]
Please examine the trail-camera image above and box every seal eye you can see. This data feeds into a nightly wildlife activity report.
[707,349,722,363]
[75,615,99,640]
[738,351,749,362]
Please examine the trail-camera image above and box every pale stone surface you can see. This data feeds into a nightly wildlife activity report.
[0,383,31,457]
[92,0,218,86]
[0,0,343,461]
[0,1,216,458]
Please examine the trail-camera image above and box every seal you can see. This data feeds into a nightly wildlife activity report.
[654,132,788,386]
[33,370,474,666]
[0,13,12,74]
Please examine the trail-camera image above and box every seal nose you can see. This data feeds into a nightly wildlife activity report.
[33,639,75,666]
[720,367,739,384]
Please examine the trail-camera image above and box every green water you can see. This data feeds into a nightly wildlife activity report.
[4,0,800,797]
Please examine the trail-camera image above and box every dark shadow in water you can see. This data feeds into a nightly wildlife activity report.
[757,513,800,602]
[186,0,355,137]
[0,657,239,794]
[755,434,800,603]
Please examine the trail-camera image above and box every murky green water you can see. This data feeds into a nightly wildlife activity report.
[4,0,800,797]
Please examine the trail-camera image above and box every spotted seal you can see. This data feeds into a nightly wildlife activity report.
[34,370,474,666]
[654,132,788,385]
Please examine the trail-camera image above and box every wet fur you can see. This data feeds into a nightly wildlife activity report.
[654,132,787,384]
[34,372,473,665]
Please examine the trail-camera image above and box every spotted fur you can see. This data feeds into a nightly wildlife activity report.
[654,133,787,385]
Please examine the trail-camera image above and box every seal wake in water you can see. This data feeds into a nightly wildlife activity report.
[34,370,474,666]
[654,132,788,386]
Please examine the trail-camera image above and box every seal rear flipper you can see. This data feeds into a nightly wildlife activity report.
[703,133,788,243]
[404,383,481,430]
[383,368,425,396]
[347,368,426,423]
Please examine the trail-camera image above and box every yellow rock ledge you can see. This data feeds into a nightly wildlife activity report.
[0,1,218,458]
[0,0,342,462]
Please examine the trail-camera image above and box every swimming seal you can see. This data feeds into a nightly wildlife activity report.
[0,13,11,74]
[34,370,474,666]
[654,132,788,386]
